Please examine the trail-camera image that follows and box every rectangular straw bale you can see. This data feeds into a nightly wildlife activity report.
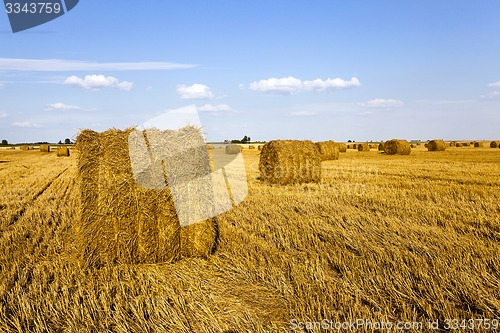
[259,140,321,185]
[76,127,217,268]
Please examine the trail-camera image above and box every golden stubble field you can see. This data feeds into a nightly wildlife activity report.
[0,145,499,332]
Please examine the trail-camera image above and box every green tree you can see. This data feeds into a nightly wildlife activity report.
[1,139,7,145]
[65,138,71,144]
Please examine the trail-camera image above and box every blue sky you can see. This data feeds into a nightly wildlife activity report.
[1,1,499,143]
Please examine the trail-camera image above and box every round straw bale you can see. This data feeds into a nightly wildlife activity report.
[378,142,385,151]
[347,144,352,149]
[56,147,70,157]
[462,142,470,147]
[489,141,497,148]
[474,141,483,148]
[427,140,446,151]
[259,140,321,185]
[315,140,339,161]
[357,143,370,152]
[336,143,347,153]
[455,142,463,147]
[352,144,357,149]
[384,139,411,155]
[257,145,262,150]
[39,144,50,152]
[410,144,416,148]
[249,145,256,149]
[225,144,241,154]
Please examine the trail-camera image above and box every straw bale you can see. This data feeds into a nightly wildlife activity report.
[56,147,70,157]
[76,127,218,268]
[315,141,339,161]
[336,143,347,153]
[384,139,411,155]
[225,144,241,154]
[357,143,370,152]
[259,140,321,185]
[427,140,446,151]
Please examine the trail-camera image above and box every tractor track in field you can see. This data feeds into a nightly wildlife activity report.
[4,167,69,228]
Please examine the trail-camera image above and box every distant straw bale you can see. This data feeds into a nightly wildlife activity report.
[427,140,446,151]
[474,142,483,148]
[455,142,463,147]
[259,140,321,185]
[352,144,357,149]
[462,142,470,147]
[56,147,70,157]
[357,143,370,152]
[76,127,218,268]
[384,139,411,155]
[315,141,339,161]
[490,141,498,148]
[410,144,416,148]
[249,145,256,149]
[39,144,50,152]
[257,145,262,150]
[336,143,347,153]
[378,142,385,151]
[225,144,241,154]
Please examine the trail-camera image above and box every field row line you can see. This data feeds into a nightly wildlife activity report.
[2,167,69,230]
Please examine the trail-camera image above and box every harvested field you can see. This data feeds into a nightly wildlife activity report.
[0,147,499,332]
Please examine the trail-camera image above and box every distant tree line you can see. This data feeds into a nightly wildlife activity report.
[230,135,251,144]
[0,138,73,145]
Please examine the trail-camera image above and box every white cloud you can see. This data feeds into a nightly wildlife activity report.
[365,99,404,108]
[198,104,231,112]
[250,77,302,94]
[177,84,214,99]
[0,111,7,118]
[0,58,195,71]
[64,75,133,90]
[249,76,360,94]
[487,81,500,88]
[485,91,500,98]
[290,111,319,116]
[13,121,41,128]
[45,102,82,111]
